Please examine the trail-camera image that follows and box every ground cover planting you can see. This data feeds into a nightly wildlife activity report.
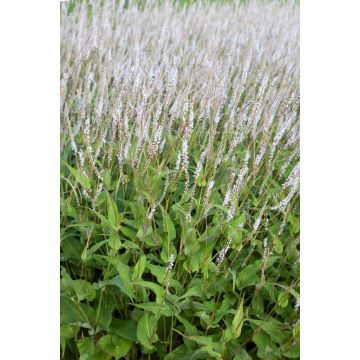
[60,1,300,358]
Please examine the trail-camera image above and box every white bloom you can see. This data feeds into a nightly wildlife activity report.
[166,254,175,273]
[263,237,268,248]
[216,239,231,272]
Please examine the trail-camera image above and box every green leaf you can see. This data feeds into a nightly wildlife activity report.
[249,318,288,344]
[77,338,94,360]
[231,299,244,338]
[81,239,108,262]
[136,225,154,239]
[133,302,175,317]
[106,192,120,230]
[233,348,252,360]
[104,276,133,300]
[288,213,300,234]
[61,236,83,262]
[137,313,158,350]
[72,280,96,302]
[110,319,137,342]
[229,211,246,230]
[97,334,132,359]
[146,263,183,291]
[93,344,111,360]
[186,335,213,347]
[60,296,94,326]
[103,257,134,299]
[61,296,84,324]
[179,285,203,300]
[278,291,289,307]
[66,164,91,189]
[292,322,300,339]
[274,237,283,254]
[92,209,112,229]
[190,346,221,359]
[223,327,234,342]
[103,169,111,189]
[252,292,264,314]
[133,281,165,303]
[119,226,137,241]
[161,206,176,242]
[146,263,167,283]
[253,331,279,359]
[282,342,300,358]
[60,324,76,340]
[108,235,121,250]
[96,296,115,332]
[175,314,199,336]
[132,255,147,281]
[236,263,259,289]
[164,345,193,360]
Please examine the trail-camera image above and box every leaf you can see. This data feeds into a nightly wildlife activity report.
[282,342,300,358]
[190,346,221,359]
[61,236,83,262]
[233,348,252,360]
[137,314,158,350]
[136,225,154,239]
[77,338,94,360]
[184,335,213,347]
[175,314,199,336]
[146,263,183,291]
[60,296,95,326]
[274,237,283,254]
[161,206,176,242]
[249,318,288,344]
[66,164,91,189]
[96,296,115,332]
[60,324,76,340]
[288,213,300,234]
[164,345,193,360]
[278,291,289,307]
[229,211,246,231]
[292,322,300,339]
[133,281,165,303]
[72,280,96,302]
[110,319,137,342]
[132,255,147,281]
[133,302,175,317]
[190,250,201,272]
[146,263,167,283]
[179,285,203,300]
[93,344,111,360]
[231,299,244,338]
[252,292,264,314]
[92,209,112,229]
[97,334,132,359]
[253,331,279,359]
[81,240,108,262]
[61,296,85,324]
[106,192,120,230]
[103,169,111,189]
[223,327,234,343]
[236,263,259,289]
[103,257,134,299]
[236,258,279,289]
[108,235,121,250]
[119,225,137,241]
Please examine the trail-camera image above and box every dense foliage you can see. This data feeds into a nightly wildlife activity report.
[60,1,300,359]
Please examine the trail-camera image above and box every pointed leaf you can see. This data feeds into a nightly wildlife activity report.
[137,314,158,350]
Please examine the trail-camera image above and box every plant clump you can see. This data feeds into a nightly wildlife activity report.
[60,1,300,359]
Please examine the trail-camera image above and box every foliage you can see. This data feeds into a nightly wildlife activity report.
[60,0,300,359]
